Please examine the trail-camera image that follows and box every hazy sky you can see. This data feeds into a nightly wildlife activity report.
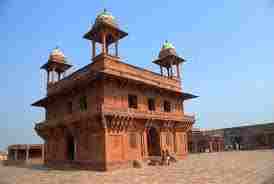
[1,0,274,150]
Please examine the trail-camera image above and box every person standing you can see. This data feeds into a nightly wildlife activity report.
[165,150,170,166]
[161,150,166,165]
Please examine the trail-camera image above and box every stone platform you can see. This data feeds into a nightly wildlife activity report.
[0,150,274,184]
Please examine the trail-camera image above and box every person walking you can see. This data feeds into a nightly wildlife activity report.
[161,150,166,165]
[165,150,170,166]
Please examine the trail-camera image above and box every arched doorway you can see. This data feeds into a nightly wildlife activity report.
[147,127,161,156]
[66,134,75,161]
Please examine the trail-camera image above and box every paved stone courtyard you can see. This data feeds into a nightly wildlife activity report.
[0,150,274,184]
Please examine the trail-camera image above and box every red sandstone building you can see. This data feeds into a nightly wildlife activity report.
[0,151,7,161]
[188,128,224,153]
[32,10,197,171]
[206,122,274,150]
[6,144,43,165]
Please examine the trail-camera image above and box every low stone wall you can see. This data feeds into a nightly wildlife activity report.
[2,158,43,166]
[45,160,107,171]
[44,159,135,171]
[2,160,26,166]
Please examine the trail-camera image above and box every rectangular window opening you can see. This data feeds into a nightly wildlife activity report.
[79,96,87,111]
[164,100,171,112]
[67,101,73,114]
[148,98,156,111]
[128,94,138,109]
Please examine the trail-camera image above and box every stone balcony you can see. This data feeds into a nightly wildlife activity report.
[102,105,195,123]
[35,110,94,130]
[35,107,195,131]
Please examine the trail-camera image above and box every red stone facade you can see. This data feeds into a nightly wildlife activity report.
[206,122,274,150]
[0,151,7,161]
[188,129,224,153]
[6,144,43,165]
[32,10,197,171]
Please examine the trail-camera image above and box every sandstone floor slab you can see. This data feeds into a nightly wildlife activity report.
[1,150,274,184]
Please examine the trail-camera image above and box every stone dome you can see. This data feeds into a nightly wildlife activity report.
[158,41,177,59]
[49,47,66,63]
[95,9,118,27]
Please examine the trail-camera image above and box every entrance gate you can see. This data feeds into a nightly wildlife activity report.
[147,127,161,156]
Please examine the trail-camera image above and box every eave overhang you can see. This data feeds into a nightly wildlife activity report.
[83,22,128,45]
[32,98,48,107]
[182,92,199,100]
[32,72,198,108]
[40,61,72,72]
[153,55,186,67]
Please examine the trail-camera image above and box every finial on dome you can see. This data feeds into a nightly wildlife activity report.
[162,40,175,50]
[95,8,117,26]
[49,46,66,63]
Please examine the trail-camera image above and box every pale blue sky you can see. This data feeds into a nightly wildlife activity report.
[1,0,274,150]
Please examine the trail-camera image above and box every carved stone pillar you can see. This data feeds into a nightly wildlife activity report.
[58,72,61,81]
[176,64,180,78]
[26,145,29,163]
[46,70,49,84]
[209,141,213,152]
[265,134,269,147]
[194,142,198,153]
[74,138,77,161]
[42,144,45,164]
[143,129,148,157]
[102,32,106,54]
[218,142,222,152]
[167,67,170,77]
[115,40,119,57]
[140,131,145,158]
[173,131,177,153]
[106,44,109,55]
[14,149,18,161]
[92,40,96,58]
[52,67,56,83]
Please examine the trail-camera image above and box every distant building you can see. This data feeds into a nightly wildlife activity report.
[32,9,197,171]
[0,151,7,161]
[207,122,274,150]
[188,128,224,153]
[6,144,43,165]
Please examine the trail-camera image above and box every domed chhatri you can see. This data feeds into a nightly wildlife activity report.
[159,40,177,59]
[153,40,185,79]
[83,9,128,58]
[49,47,66,63]
[95,9,117,27]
